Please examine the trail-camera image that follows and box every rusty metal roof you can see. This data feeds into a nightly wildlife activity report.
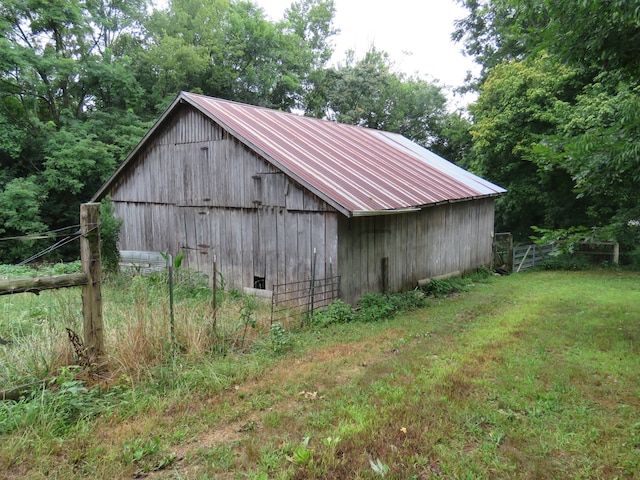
[94,91,505,216]
[182,92,505,216]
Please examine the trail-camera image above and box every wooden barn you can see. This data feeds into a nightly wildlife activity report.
[93,92,505,305]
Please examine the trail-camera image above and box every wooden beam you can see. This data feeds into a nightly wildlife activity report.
[0,273,87,296]
[80,203,104,363]
[417,270,461,286]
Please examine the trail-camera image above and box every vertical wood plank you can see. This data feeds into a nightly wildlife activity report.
[297,213,312,279]
[325,212,338,282]
[241,209,254,288]
[261,208,277,289]
[310,212,326,278]
[358,217,370,293]
[337,216,355,304]
[406,212,418,289]
[229,209,243,288]
[275,208,286,285]
[285,211,299,283]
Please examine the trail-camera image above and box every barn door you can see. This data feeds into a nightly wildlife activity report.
[253,211,266,289]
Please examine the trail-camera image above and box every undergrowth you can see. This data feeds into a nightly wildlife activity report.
[1,268,639,479]
[1,265,490,451]
[419,265,493,297]
[311,267,493,327]
[0,366,130,436]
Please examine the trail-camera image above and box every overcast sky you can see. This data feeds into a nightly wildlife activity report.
[256,0,479,107]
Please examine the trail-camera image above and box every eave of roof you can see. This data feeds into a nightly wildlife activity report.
[93,92,506,217]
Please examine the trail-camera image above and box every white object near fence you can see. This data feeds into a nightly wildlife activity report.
[119,251,167,274]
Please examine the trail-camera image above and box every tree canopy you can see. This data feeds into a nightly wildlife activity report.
[5,0,635,265]
[456,0,640,260]
[0,0,457,263]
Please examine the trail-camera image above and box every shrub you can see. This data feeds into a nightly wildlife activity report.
[356,293,396,322]
[420,277,468,297]
[538,254,592,271]
[387,290,428,311]
[420,267,493,297]
[311,300,355,327]
[0,367,130,436]
[270,322,290,354]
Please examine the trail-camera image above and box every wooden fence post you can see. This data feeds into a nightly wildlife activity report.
[80,202,104,364]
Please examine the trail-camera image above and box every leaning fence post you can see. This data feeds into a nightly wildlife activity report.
[80,202,104,364]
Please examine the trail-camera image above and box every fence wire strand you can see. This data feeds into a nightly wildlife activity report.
[14,224,99,267]
[0,224,81,242]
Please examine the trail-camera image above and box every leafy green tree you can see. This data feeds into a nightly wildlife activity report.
[0,0,149,263]
[431,111,474,167]
[454,0,640,82]
[139,0,337,111]
[532,78,640,253]
[310,48,454,154]
[469,53,588,239]
[456,0,640,254]
[0,177,48,262]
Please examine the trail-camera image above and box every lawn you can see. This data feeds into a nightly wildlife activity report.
[1,269,639,479]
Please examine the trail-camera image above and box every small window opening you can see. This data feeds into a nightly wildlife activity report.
[253,276,266,289]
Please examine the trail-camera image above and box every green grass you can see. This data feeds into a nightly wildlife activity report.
[1,269,639,478]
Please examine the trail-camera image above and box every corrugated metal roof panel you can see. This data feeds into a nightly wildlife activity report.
[183,92,505,215]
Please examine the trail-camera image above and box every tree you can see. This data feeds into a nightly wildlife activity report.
[310,48,454,154]
[139,0,337,111]
[456,0,640,255]
[454,0,640,82]
[469,53,588,239]
[532,78,640,253]
[0,0,150,262]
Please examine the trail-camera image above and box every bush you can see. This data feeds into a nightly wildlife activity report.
[311,300,355,327]
[621,246,640,270]
[270,322,291,354]
[419,267,493,297]
[100,197,123,273]
[356,293,396,322]
[538,254,593,271]
[420,277,468,297]
[0,367,130,436]
[387,290,427,311]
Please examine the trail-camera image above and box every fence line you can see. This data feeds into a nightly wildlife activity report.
[512,241,619,273]
[0,203,104,365]
[513,243,554,272]
[271,276,341,327]
[119,250,167,274]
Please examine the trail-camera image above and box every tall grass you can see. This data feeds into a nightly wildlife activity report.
[0,266,273,390]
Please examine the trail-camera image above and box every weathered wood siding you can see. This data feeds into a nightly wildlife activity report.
[108,103,497,303]
[337,198,496,304]
[109,105,338,291]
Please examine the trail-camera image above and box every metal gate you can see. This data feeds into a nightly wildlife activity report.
[271,276,341,327]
